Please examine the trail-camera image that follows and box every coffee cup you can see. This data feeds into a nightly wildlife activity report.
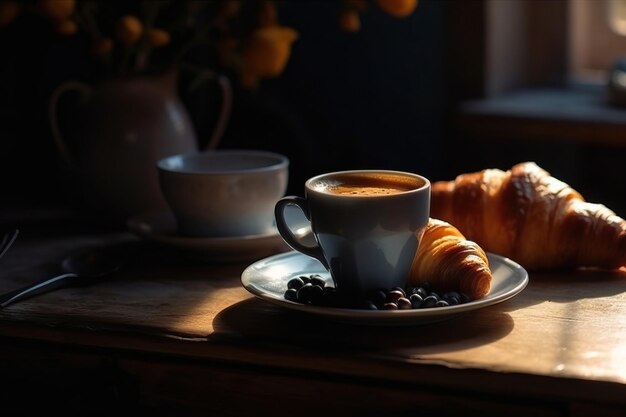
[157,150,289,237]
[275,170,430,303]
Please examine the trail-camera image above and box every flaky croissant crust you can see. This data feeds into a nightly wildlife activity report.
[431,162,626,271]
[410,218,492,300]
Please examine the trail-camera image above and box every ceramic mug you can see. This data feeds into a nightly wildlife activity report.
[275,170,430,302]
[158,150,289,238]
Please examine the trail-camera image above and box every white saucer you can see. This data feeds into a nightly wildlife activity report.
[241,251,529,326]
[127,210,309,262]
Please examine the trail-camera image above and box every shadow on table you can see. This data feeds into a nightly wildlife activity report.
[211,298,514,355]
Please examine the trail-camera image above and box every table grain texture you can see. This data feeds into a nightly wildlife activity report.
[0,228,625,416]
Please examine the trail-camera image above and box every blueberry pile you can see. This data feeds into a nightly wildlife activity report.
[364,283,471,311]
[283,274,339,307]
[283,275,471,310]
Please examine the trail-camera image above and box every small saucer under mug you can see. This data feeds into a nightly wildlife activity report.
[241,251,529,326]
[127,210,310,262]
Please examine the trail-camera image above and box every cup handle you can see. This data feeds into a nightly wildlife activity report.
[275,196,329,270]
[48,81,92,166]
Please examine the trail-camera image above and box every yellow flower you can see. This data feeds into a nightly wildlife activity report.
[115,15,143,46]
[0,1,20,27]
[38,0,75,21]
[376,0,418,18]
[243,26,299,80]
[339,10,361,33]
[18,1,418,86]
[56,19,77,35]
[147,29,170,47]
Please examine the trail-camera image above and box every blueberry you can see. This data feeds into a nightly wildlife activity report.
[409,293,423,308]
[429,292,441,301]
[444,291,460,300]
[287,277,305,290]
[299,275,312,284]
[297,283,314,303]
[412,287,428,298]
[390,287,406,297]
[383,302,398,310]
[443,292,460,305]
[459,293,471,304]
[435,300,450,308]
[386,290,405,303]
[397,297,412,310]
[284,288,298,302]
[309,275,326,288]
[421,295,438,308]
[309,284,324,305]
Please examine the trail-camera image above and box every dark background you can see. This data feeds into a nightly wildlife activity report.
[1,0,625,217]
[215,0,448,193]
[0,0,450,204]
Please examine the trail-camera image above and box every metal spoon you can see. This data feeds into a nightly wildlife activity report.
[0,245,130,308]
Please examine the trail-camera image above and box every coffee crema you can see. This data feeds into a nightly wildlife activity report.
[327,184,406,196]
[314,173,422,196]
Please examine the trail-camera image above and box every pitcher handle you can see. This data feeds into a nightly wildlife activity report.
[183,68,233,151]
[48,81,92,165]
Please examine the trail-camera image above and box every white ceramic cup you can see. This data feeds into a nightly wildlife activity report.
[275,170,430,302]
[157,150,289,237]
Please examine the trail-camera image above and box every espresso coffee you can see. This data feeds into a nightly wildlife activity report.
[327,184,406,196]
[313,173,422,196]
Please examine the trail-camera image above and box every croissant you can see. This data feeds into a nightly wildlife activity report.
[431,162,626,271]
[409,218,492,300]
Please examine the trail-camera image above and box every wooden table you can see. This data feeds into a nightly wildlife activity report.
[1,218,625,416]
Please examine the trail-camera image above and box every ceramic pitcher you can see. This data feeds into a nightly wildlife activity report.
[48,70,232,223]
